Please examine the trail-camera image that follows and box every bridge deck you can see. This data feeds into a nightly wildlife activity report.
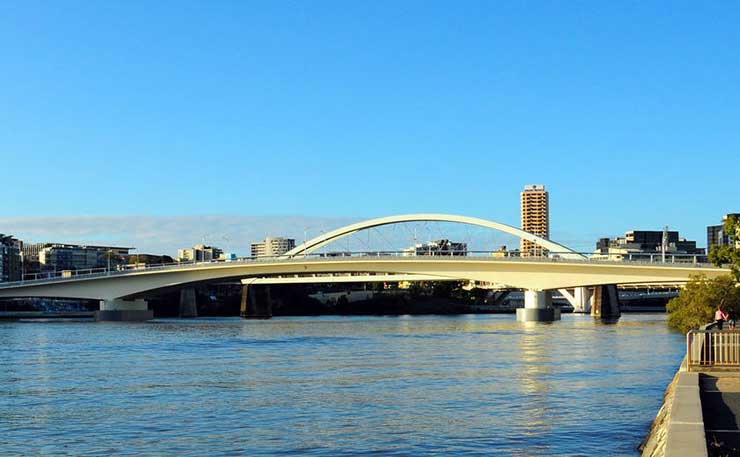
[0,254,720,289]
[0,254,727,301]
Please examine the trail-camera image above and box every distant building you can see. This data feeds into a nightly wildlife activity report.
[490,245,513,258]
[36,244,133,271]
[520,184,549,257]
[21,242,46,273]
[707,225,727,249]
[123,253,175,266]
[0,234,22,282]
[403,239,467,256]
[178,244,223,263]
[595,229,705,261]
[707,213,740,250]
[251,237,296,258]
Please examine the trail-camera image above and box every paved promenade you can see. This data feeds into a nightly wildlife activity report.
[701,373,740,455]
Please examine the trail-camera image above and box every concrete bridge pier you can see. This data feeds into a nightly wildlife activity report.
[574,287,592,313]
[516,290,561,322]
[179,288,198,318]
[558,287,593,313]
[96,298,153,321]
[591,285,621,319]
[490,290,511,307]
[240,283,272,319]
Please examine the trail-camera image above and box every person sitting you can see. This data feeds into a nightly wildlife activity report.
[730,309,737,331]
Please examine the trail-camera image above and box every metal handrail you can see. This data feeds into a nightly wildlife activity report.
[0,250,720,289]
[687,328,740,371]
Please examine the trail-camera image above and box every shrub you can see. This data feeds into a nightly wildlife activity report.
[667,274,740,333]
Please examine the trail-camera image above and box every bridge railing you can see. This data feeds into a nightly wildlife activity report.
[0,250,716,288]
[686,328,740,371]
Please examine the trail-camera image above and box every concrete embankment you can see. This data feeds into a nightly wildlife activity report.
[641,358,707,457]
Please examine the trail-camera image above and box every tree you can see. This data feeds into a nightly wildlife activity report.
[667,274,740,333]
[127,254,174,265]
[709,214,740,281]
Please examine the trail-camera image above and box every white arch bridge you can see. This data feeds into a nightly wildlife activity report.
[0,214,727,322]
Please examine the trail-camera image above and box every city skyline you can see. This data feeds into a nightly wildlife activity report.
[3,2,739,253]
[0,200,725,258]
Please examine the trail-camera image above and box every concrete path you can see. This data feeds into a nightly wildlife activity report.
[701,373,740,455]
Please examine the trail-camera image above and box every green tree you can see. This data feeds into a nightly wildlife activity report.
[667,274,740,332]
[709,214,740,281]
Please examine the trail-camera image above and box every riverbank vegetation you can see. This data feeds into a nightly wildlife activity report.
[709,215,740,282]
[668,216,740,332]
[667,275,740,332]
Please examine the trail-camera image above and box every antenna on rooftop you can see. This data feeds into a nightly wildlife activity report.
[662,226,669,263]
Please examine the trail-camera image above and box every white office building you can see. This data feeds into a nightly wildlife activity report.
[251,237,296,258]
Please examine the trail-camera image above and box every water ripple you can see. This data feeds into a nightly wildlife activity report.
[0,314,682,456]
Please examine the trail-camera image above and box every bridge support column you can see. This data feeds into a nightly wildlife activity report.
[179,288,198,318]
[517,290,560,322]
[574,287,592,313]
[591,285,621,320]
[491,290,511,308]
[240,284,272,319]
[559,287,593,313]
[96,299,153,322]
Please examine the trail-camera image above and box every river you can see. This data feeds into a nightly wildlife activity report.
[1,313,682,456]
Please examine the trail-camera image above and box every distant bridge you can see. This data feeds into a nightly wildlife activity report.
[0,214,727,322]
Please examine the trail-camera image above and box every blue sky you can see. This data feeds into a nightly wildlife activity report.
[2,1,739,253]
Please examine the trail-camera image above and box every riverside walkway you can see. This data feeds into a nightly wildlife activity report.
[645,327,740,457]
[700,373,740,455]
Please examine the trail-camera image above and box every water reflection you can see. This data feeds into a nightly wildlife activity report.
[0,314,683,456]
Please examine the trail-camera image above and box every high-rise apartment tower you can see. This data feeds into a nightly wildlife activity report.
[520,184,549,257]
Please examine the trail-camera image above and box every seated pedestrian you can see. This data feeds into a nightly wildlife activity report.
[730,309,737,331]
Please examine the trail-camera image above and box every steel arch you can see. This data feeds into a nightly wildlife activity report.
[283,213,585,260]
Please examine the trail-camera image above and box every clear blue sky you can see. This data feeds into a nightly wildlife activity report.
[2,1,739,250]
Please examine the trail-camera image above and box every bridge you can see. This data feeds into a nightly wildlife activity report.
[0,214,728,322]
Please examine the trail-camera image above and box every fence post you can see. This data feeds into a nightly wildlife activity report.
[686,332,692,372]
